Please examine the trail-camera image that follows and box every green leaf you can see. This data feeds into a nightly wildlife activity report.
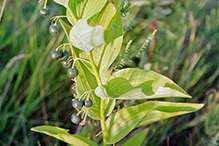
[106,101,203,144]
[59,19,71,38]
[106,101,155,144]
[88,2,116,28]
[98,36,123,84]
[122,128,148,146]
[83,106,101,120]
[82,0,107,20]
[31,125,98,146]
[67,0,107,25]
[104,68,191,99]
[136,102,204,128]
[105,98,116,116]
[53,0,69,7]
[104,10,123,43]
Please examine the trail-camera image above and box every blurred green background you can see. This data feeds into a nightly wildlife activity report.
[0,0,219,145]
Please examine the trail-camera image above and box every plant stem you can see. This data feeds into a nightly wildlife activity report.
[89,52,108,145]
[66,6,78,24]
[88,53,102,86]
[43,0,48,8]
[100,98,108,146]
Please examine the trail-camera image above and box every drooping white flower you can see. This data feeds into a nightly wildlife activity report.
[95,86,109,99]
[70,19,105,52]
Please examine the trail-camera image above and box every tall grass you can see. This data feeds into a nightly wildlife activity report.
[0,0,76,145]
[122,0,219,145]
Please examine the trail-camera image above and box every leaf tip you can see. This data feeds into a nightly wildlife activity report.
[199,103,205,108]
[187,95,192,98]
[30,127,36,132]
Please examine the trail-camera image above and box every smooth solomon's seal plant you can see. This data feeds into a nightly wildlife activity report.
[32,0,204,145]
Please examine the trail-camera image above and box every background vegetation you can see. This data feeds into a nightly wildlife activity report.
[0,0,218,145]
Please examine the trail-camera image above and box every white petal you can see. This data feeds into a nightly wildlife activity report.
[70,19,105,52]
[91,25,105,48]
[95,86,109,99]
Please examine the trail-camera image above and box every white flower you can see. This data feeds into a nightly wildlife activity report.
[70,19,105,52]
[95,86,109,99]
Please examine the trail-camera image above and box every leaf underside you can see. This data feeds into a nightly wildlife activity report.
[106,101,204,144]
[31,125,98,146]
[104,68,191,100]
[121,128,149,146]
